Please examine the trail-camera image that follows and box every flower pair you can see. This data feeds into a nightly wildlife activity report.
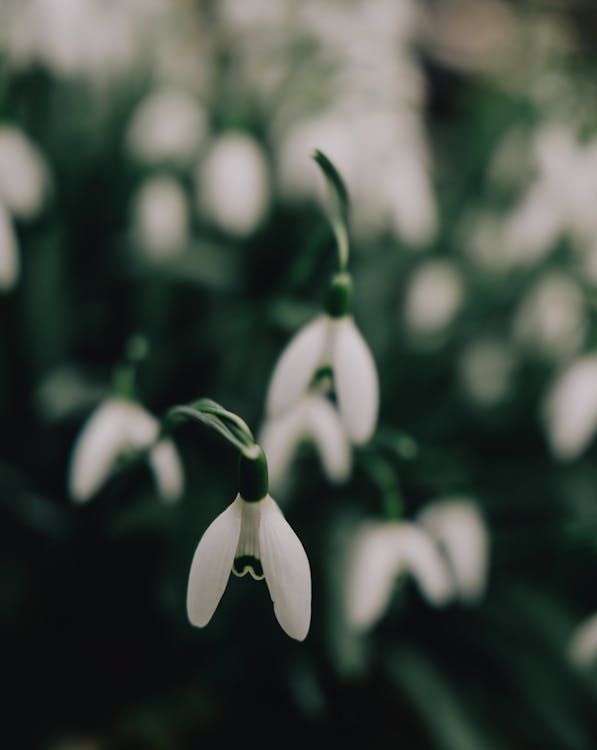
[345,499,489,631]
[262,277,379,488]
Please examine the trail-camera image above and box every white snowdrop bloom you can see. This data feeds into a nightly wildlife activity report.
[266,311,379,445]
[345,520,454,631]
[187,491,311,641]
[0,202,19,291]
[543,355,597,461]
[260,392,351,490]
[132,176,189,261]
[197,132,270,236]
[418,499,489,604]
[126,88,207,166]
[513,272,586,360]
[0,126,47,219]
[569,612,597,668]
[404,260,464,338]
[3,0,164,80]
[69,397,184,504]
[459,338,515,407]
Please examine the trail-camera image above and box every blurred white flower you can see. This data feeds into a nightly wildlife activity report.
[197,132,270,236]
[513,272,586,361]
[69,397,184,504]
[126,88,207,166]
[260,392,351,491]
[404,260,464,339]
[0,126,47,219]
[345,520,453,631]
[187,493,311,640]
[0,202,19,291]
[266,314,378,445]
[132,176,189,261]
[543,355,597,461]
[3,0,165,80]
[459,337,516,407]
[569,612,597,668]
[418,498,489,604]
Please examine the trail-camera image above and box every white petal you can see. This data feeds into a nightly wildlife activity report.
[266,316,327,418]
[345,523,404,631]
[569,612,597,668]
[419,499,489,604]
[68,399,132,502]
[0,203,19,291]
[259,496,311,640]
[259,409,304,491]
[305,395,351,483]
[0,126,47,218]
[345,521,453,631]
[543,355,597,460]
[332,318,379,444]
[119,402,159,448]
[148,439,184,504]
[186,496,243,627]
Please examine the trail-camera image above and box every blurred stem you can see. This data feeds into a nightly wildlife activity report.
[362,454,404,520]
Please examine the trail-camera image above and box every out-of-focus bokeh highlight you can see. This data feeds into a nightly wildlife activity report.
[4,0,597,747]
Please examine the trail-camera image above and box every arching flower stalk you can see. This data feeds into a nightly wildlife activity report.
[168,399,311,641]
[263,150,379,480]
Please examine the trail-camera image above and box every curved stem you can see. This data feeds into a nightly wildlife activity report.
[312,149,350,272]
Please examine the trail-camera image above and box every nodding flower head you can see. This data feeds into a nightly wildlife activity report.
[186,448,311,640]
[266,276,379,446]
[345,520,454,632]
[260,391,351,492]
[68,397,184,504]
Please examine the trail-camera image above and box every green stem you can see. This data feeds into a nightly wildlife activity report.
[312,149,350,272]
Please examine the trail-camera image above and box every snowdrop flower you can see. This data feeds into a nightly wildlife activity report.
[543,355,597,461]
[126,88,207,166]
[0,202,19,291]
[187,446,311,640]
[512,272,586,361]
[69,397,184,504]
[0,126,47,219]
[345,520,453,631]
[418,499,489,604]
[404,260,464,340]
[132,176,189,261]
[196,132,270,236]
[569,612,597,668]
[260,391,351,491]
[458,337,516,408]
[266,274,378,445]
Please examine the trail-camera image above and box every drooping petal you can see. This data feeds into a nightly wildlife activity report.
[542,355,597,460]
[419,499,489,604]
[0,126,47,219]
[259,409,304,491]
[68,399,131,502]
[266,316,327,418]
[305,395,351,483]
[345,521,453,631]
[332,317,379,444]
[259,496,311,640]
[186,496,243,627]
[120,401,160,448]
[569,612,597,668]
[345,522,404,631]
[0,202,18,291]
[148,438,185,503]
